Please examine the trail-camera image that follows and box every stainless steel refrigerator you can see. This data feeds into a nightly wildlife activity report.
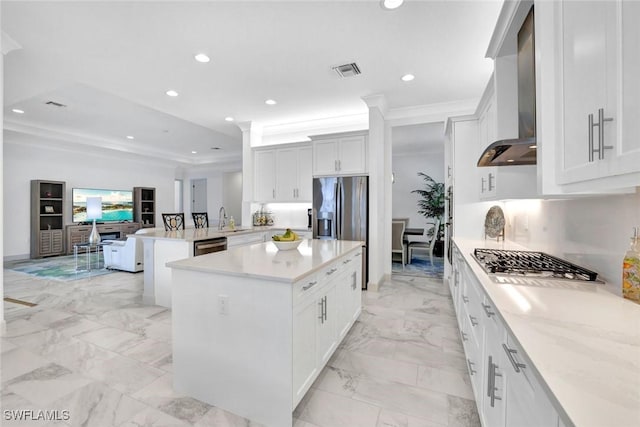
[312,176,368,289]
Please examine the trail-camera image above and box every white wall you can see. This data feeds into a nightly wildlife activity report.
[3,136,176,259]
[392,149,444,241]
[503,191,640,292]
[223,171,243,226]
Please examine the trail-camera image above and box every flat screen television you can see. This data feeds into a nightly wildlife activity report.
[72,188,134,223]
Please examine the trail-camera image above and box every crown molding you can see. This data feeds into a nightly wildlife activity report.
[386,98,479,127]
[361,94,389,117]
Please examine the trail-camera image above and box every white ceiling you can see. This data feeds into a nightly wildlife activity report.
[2,0,502,166]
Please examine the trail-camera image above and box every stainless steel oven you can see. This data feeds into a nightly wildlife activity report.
[194,237,227,256]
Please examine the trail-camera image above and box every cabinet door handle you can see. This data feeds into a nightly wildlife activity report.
[334,160,338,171]
[343,259,352,264]
[318,298,325,324]
[502,343,527,373]
[469,315,478,327]
[488,173,494,191]
[323,296,327,321]
[447,166,452,178]
[462,295,469,303]
[481,177,486,193]
[354,252,361,257]
[302,281,317,291]
[588,113,596,162]
[461,332,468,342]
[482,303,495,318]
[489,356,502,407]
[351,272,357,290]
[326,267,337,276]
[338,159,341,171]
[467,358,476,375]
[272,189,276,199]
[597,108,614,160]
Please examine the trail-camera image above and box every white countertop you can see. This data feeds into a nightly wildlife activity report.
[454,238,640,427]
[133,226,311,242]
[166,239,363,283]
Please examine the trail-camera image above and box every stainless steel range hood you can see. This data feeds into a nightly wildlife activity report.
[478,6,536,167]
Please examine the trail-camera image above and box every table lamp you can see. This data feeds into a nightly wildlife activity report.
[86,196,102,245]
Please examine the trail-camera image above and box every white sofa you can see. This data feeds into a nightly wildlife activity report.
[103,236,143,272]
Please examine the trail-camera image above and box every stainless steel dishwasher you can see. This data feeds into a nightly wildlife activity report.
[193,237,227,256]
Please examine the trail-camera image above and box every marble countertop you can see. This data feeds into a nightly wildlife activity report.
[133,226,312,242]
[454,238,640,427]
[166,239,363,283]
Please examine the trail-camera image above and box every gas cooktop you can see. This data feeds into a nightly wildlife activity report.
[473,248,598,282]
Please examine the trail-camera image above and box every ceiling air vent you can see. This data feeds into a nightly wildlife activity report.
[332,62,361,78]
[45,101,67,108]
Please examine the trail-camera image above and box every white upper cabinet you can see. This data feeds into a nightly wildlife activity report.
[254,149,277,202]
[312,132,367,176]
[557,0,640,187]
[254,143,312,202]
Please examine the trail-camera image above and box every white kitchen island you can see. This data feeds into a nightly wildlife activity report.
[166,239,364,427]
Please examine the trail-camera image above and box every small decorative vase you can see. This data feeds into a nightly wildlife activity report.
[88,220,101,245]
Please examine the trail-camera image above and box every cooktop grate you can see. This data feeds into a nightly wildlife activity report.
[473,249,598,282]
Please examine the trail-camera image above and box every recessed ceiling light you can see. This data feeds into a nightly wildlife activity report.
[529,145,537,149]
[225,117,234,122]
[166,90,179,97]
[381,0,404,10]
[401,74,415,82]
[265,99,277,105]
[12,109,25,114]
[507,159,515,163]
[194,53,210,63]
[191,151,197,154]
[126,135,135,140]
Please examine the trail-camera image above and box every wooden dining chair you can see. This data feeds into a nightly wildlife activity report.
[192,212,209,229]
[391,220,407,266]
[162,213,185,231]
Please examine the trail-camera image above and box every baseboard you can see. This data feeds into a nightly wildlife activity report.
[3,254,30,263]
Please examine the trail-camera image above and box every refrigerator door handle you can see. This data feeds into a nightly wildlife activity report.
[332,180,338,239]
[336,179,342,239]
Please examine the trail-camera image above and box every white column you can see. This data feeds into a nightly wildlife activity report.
[1,26,6,335]
[237,121,262,226]
[362,95,391,291]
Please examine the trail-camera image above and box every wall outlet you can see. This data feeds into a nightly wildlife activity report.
[218,295,229,315]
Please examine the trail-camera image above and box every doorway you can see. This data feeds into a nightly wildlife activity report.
[190,179,207,213]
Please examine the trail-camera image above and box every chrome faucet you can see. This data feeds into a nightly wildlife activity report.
[218,206,227,230]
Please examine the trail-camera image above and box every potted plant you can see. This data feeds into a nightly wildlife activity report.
[411,172,445,257]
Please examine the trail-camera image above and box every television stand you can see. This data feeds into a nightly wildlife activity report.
[65,222,142,255]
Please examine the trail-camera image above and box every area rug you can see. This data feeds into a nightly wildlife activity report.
[392,254,444,279]
[5,254,116,282]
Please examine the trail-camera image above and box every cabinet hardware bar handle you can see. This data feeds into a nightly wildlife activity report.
[461,332,468,342]
[343,259,352,264]
[481,177,486,193]
[467,358,476,375]
[488,173,494,191]
[302,281,318,291]
[351,272,357,290]
[326,268,337,275]
[323,296,327,321]
[448,166,452,178]
[589,113,595,162]
[469,315,478,327]
[318,299,324,324]
[272,189,275,199]
[462,295,469,303]
[482,303,495,318]
[487,356,493,397]
[502,343,526,373]
[355,252,361,257]
[598,108,614,160]
[335,160,338,171]
[492,363,502,407]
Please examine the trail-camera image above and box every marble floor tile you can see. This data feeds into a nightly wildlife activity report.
[2,338,19,354]
[352,376,449,425]
[11,307,75,327]
[296,388,381,427]
[310,365,361,397]
[194,406,267,427]
[8,329,77,359]
[377,408,446,427]
[5,362,92,406]
[47,315,105,338]
[119,407,190,427]
[132,373,211,424]
[75,326,143,353]
[329,349,419,386]
[121,338,172,366]
[83,353,165,395]
[447,395,481,427]
[416,365,474,400]
[53,381,148,427]
[393,342,468,374]
[1,348,50,383]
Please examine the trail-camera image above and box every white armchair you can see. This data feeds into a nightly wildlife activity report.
[103,237,143,272]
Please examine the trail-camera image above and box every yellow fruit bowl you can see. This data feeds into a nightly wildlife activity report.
[272,239,302,251]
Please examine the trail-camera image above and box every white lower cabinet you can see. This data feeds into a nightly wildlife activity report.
[291,249,362,407]
[226,231,266,248]
[453,243,561,427]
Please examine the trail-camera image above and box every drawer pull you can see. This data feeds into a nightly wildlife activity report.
[302,281,318,291]
[343,259,352,264]
[482,303,495,318]
[326,268,338,276]
[469,315,478,327]
[502,343,526,373]
[461,332,468,342]
[462,295,469,303]
[467,358,476,375]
